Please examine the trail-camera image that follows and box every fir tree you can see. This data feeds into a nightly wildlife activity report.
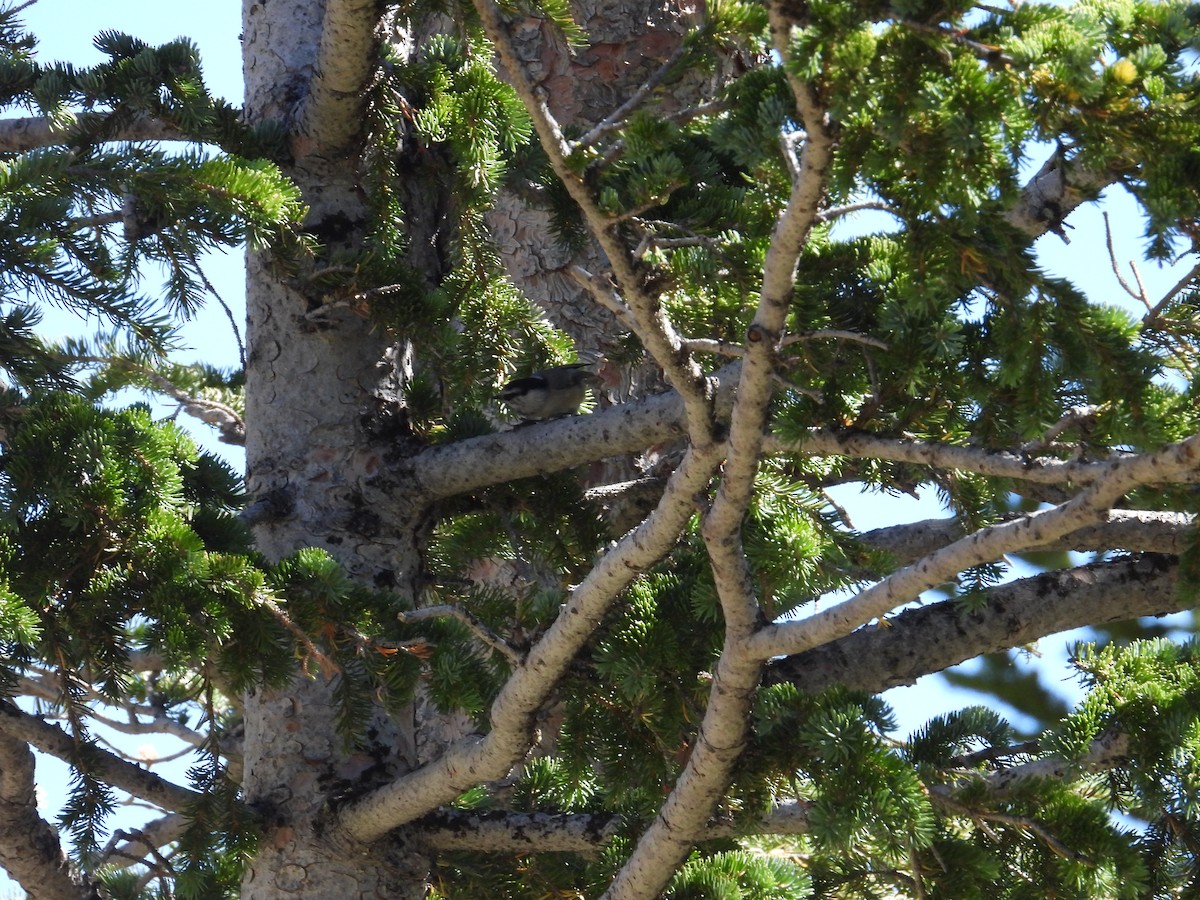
[0,0,1197,897]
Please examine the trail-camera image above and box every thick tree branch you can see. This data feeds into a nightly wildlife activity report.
[859,510,1193,566]
[0,731,92,900]
[750,430,1200,661]
[412,386,690,500]
[417,385,1200,505]
[774,429,1200,488]
[605,615,763,900]
[576,44,689,150]
[339,444,723,841]
[616,503,766,892]
[1003,150,1119,241]
[417,809,623,853]
[973,729,1132,796]
[702,45,836,594]
[766,554,1184,694]
[0,114,183,152]
[0,701,201,813]
[419,800,815,853]
[297,0,381,157]
[604,16,841,896]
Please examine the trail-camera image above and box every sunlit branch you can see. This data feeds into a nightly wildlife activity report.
[570,265,641,334]
[772,428,1200,487]
[941,729,1131,799]
[765,554,1182,694]
[858,509,1193,565]
[604,5,840,896]
[298,0,380,156]
[781,330,889,350]
[0,700,200,812]
[683,337,745,358]
[815,200,899,223]
[0,113,182,152]
[339,444,722,841]
[751,430,1200,661]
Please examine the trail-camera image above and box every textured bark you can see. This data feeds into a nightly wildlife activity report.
[766,554,1185,694]
[0,114,181,151]
[238,0,729,888]
[240,1,432,895]
[487,0,708,354]
[0,732,92,900]
[0,700,199,811]
[859,510,1194,566]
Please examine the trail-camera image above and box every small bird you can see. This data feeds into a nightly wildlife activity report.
[498,364,601,421]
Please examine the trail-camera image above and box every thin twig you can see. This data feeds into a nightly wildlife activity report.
[815,200,899,224]
[569,266,639,332]
[195,259,246,368]
[682,338,744,358]
[304,299,356,320]
[976,810,1092,863]
[901,19,1014,66]
[1103,211,1147,306]
[606,181,686,224]
[1141,259,1200,326]
[1020,404,1102,455]
[397,605,523,665]
[259,596,340,679]
[774,372,822,401]
[782,329,889,350]
[947,740,1040,769]
[909,839,927,899]
[1129,259,1149,306]
[577,44,689,149]
[589,99,729,174]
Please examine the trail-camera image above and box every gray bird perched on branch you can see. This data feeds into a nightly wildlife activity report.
[498,364,602,421]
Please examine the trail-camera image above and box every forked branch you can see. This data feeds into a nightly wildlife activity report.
[751,430,1200,660]
[339,444,722,841]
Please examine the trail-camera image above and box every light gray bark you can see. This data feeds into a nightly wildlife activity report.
[766,554,1184,694]
[240,1,430,895]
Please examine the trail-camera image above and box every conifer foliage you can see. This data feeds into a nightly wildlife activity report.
[0,0,1198,897]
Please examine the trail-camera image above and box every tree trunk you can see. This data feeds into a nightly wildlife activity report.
[237,0,706,893]
[240,1,431,894]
